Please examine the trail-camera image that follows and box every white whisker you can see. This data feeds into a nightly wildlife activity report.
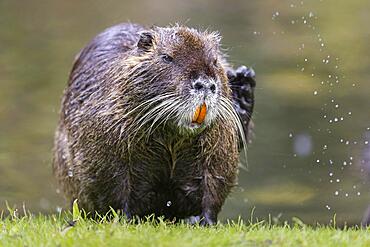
[125,95,181,144]
[219,96,248,170]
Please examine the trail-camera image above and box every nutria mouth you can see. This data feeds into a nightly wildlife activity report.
[192,103,207,124]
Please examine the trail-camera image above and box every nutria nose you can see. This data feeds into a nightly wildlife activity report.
[193,80,217,94]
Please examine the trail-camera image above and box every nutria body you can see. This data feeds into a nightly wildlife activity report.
[53,23,255,224]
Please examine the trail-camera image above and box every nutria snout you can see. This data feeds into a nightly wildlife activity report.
[53,23,256,225]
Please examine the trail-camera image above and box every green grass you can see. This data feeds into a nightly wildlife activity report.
[1,203,370,247]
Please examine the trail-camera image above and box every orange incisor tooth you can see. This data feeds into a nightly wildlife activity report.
[192,106,201,123]
[192,103,207,124]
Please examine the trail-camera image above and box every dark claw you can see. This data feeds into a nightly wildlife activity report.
[122,202,132,220]
[199,212,216,226]
[226,69,237,81]
[229,66,256,87]
[236,65,256,79]
[185,215,201,225]
[185,213,216,226]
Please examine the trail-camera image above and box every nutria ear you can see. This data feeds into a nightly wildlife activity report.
[137,31,154,51]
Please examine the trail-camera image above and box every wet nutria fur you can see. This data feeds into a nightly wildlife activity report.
[53,23,255,225]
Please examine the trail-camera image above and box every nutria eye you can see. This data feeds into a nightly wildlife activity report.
[161,54,173,63]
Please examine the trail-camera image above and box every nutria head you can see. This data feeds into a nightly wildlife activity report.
[124,26,234,134]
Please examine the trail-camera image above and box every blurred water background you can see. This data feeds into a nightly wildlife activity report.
[0,0,369,225]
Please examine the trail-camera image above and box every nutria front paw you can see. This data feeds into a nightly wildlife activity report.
[228,66,256,146]
[199,213,216,226]
[185,215,201,225]
[227,65,256,88]
[122,202,132,220]
[228,66,256,108]
[185,213,216,226]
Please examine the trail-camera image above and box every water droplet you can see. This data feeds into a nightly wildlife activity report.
[56,207,62,213]
[357,192,361,196]
[365,141,369,145]
[166,201,172,207]
[316,159,320,163]
[335,104,339,108]
[289,133,293,138]
[334,191,339,196]
[336,179,340,183]
[68,169,73,177]
[329,172,333,177]
[272,12,280,20]
[313,91,318,95]
[325,205,331,210]
[345,193,349,197]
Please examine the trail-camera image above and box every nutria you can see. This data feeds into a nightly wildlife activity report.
[53,23,255,225]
